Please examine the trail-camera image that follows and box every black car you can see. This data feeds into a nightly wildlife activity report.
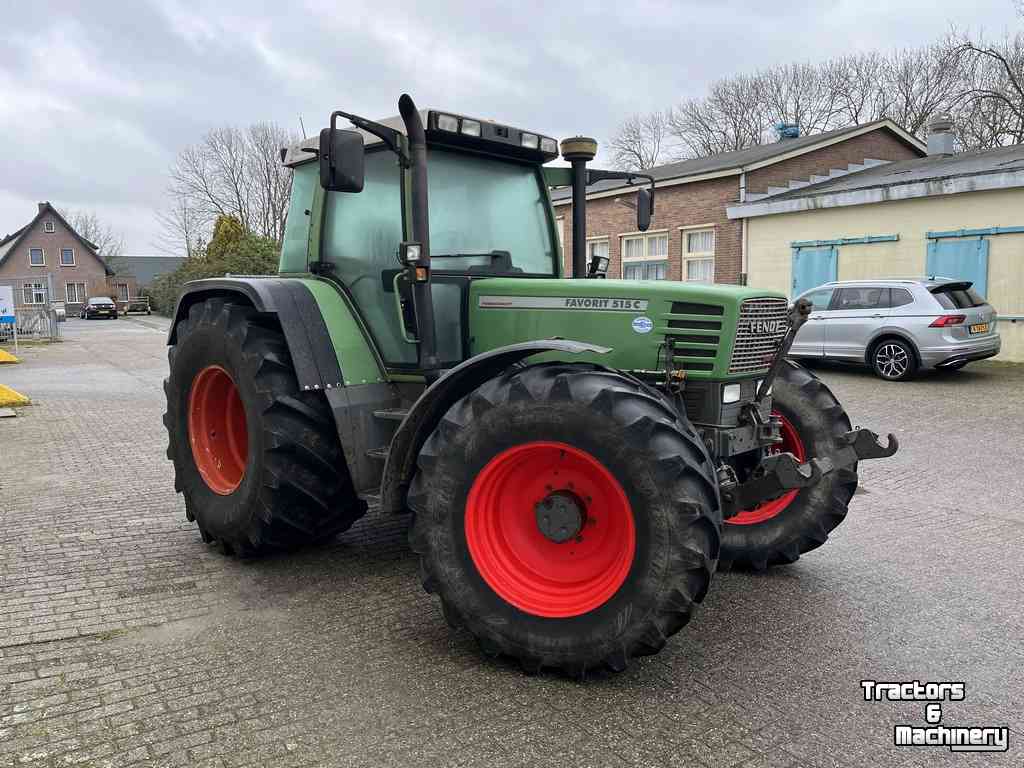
[81,297,119,319]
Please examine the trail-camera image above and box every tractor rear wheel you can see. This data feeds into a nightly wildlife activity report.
[408,363,720,676]
[163,298,365,556]
[719,361,857,571]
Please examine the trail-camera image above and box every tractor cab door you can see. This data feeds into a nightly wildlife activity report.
[322,148,468,370]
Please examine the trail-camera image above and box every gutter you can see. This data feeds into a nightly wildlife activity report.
[726,169,1024,220]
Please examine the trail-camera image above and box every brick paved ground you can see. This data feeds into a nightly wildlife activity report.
[1,317,1021,767]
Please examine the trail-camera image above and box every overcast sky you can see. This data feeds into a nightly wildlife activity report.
[0,0,1019,254]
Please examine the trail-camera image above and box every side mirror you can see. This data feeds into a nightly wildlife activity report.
[637,186,654,232]
[319,121,365,192]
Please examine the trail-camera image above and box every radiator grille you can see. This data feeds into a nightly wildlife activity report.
[664,301,723,373]
[729,298,790,374]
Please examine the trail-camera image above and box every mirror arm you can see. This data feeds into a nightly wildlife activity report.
[331,110,410,167]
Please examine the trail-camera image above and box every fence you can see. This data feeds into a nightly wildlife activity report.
[0,277,62,344]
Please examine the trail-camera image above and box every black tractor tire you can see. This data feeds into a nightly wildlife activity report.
[163,297,365,556]
[719,361,858,571]
[870,338,917,381]
[407,363,721,677]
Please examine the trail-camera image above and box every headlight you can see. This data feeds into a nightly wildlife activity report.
[437,114,459,132]
[461,119,481,137]
[520,132,539,149]
[540,137,557,154]
[723,384,741,404]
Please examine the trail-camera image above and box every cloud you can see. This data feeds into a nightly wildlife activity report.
[0,0,1018,253]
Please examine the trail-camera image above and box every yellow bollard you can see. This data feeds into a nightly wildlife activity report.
[0,349,19,364]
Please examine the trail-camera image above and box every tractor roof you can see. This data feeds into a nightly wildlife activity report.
[282,111,425,168]
[282,108,558,167]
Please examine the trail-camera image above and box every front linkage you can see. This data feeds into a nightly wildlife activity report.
[719,298,899,519]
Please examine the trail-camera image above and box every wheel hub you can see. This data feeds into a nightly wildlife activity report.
[188,365,248,495]
[464,441,636,618]
[534,491,586,543]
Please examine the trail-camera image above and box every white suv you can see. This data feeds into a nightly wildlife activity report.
[790,278,1000,381]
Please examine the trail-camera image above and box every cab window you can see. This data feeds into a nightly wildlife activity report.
[322,149,414,365]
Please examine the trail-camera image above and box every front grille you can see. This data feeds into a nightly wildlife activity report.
[729,297,789,374]
[663,301,724,373]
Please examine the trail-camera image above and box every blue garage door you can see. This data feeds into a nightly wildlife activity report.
[926,239,989,297]
[791,246,838,297]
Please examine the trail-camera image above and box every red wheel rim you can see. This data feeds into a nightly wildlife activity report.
[727,412,805,526]
[465,442,635,618]
[188,365,248,495]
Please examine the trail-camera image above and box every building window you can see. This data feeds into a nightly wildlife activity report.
[116,283,130,301]
[60,248,75,266]
[43,220,55,233]
[29,247,45,266]
[684,228,715,283]
[66,282,87,304]
[621,232,668,280]
[23,282,46,305]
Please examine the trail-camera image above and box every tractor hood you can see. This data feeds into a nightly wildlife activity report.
[467,278,790,380]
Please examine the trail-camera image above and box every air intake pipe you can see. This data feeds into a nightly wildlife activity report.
[398,94,440,373]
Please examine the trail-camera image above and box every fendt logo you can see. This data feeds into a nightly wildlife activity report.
[743,318,787,336]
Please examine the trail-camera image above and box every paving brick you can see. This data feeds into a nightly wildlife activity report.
[1,317,1022,767]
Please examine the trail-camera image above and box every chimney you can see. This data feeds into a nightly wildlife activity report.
[775,122,800,141]
[37,202,48,213]
[926,114,955,156]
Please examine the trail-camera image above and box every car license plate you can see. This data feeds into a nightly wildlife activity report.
[969,322,989,334]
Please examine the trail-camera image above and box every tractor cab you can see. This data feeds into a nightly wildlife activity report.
[280,100,657,376]
[281,105,569,371]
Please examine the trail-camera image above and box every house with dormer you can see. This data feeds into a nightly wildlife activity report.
[0,202,135,313]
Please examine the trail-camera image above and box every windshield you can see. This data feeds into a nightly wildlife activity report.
[426,149,557,275]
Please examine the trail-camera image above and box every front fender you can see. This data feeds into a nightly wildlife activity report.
[379,340,610,513]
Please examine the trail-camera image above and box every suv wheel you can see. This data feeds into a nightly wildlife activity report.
[872,339,916,381]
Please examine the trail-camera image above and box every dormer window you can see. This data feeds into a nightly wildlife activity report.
[43,220,55,233]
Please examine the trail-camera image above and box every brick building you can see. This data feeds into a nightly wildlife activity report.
[551,120,926,285]
[0,202,135,314]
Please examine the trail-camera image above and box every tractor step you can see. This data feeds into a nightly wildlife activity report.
[366,447,390,461]
[360,492,381,508]
[373,408,409,421]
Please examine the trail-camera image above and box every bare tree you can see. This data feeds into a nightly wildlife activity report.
[670,73,766,157]
[163,121,298,254]
[608,110,671,169]
[617,31,1024,165]
[154,197,207,258]
[948,32,1024,147]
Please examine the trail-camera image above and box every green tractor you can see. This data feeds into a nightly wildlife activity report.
[164,94,897,675]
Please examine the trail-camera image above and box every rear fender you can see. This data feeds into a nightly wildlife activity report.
[379,340,610,513]
[169,277,349,392]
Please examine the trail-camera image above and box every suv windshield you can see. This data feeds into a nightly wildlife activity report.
[931,285,986,309]
[427,149,556,275]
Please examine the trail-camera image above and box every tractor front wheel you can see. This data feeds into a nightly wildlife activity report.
[408,363,721,676]
[163,298,365,555]
[720,361,858,570]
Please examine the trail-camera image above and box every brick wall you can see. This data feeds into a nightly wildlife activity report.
[555,126,925,285]
[746,130,920,194]
[555,174,743,283]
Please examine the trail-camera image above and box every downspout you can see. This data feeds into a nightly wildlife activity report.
[739,171,748,285]
[398,94,440,373]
